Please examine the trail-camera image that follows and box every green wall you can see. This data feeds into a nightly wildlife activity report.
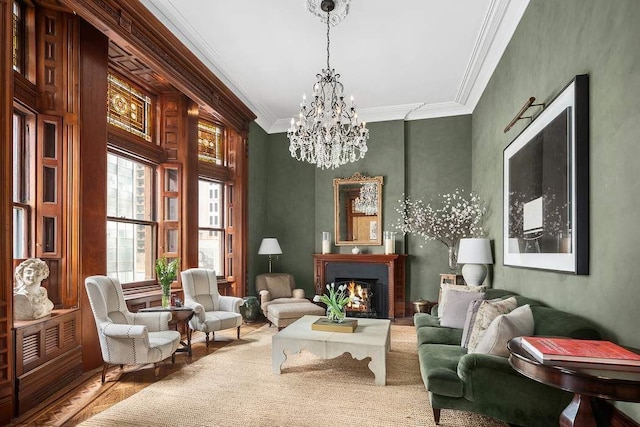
[472,0,640,420]
[406,116,472,301]
[248,117,472,302]
[247,122,268,296]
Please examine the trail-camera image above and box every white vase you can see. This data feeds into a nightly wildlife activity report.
[352,247,361,254]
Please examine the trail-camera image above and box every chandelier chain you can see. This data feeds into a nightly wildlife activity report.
[326,10,331,70]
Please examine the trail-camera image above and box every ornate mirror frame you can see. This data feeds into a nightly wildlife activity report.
[333,173,383,246]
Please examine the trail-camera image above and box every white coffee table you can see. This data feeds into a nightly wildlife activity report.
[271,315,391,385]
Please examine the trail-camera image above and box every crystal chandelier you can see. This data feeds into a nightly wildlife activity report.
[287,0,369,170]
[354,182,378,215]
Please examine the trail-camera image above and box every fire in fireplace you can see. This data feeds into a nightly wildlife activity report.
[336,279,378,318]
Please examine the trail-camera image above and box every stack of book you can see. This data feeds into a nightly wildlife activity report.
[521,337,640,371]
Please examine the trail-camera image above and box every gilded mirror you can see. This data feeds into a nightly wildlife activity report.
[334,173,383,246]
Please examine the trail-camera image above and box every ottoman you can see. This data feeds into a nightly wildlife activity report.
[267,302,325,329]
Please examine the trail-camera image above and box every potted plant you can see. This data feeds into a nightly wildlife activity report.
[155,256,180,308]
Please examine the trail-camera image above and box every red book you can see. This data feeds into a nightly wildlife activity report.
[521,337,640,367]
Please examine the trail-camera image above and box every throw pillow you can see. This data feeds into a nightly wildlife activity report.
[471,304,534,357]
[437,283,487,318]
[439,290,486,329]
[466,296,518,352]
[461,298,496,348]
[264,276,292,299]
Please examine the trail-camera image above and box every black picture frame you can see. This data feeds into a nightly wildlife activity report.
[503,74,589,274]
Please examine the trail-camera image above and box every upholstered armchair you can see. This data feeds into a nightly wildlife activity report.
[255,273,311,321]
[84,276,181,383]
[180,268,243,346]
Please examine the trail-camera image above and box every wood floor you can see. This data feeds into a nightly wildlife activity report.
[9,316,414,426]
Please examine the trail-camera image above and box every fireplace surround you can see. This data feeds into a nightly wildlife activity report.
[313,254,407,318]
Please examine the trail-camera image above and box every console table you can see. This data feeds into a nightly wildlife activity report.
[313,253,407,318]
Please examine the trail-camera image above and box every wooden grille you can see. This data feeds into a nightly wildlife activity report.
[63,319,75,344]
[45,326,59,353]
[22,334,40,364]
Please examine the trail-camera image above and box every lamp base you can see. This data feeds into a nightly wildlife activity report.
[461,264,487,286]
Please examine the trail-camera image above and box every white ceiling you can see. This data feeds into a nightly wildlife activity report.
[140,0,529,134]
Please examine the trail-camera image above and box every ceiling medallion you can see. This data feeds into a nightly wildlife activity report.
[307,0,350,25]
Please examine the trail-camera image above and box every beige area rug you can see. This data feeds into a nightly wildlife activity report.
[80,324,506,427]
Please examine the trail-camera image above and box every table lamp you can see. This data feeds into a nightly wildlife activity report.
[457,238,493,286]
[258,238,282,273]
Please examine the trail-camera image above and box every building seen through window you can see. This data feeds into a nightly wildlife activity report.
[106,153,156,283]
[198,179,224,275]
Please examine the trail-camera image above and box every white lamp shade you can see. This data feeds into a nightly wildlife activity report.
[457,238,493,264]
[258,238,282,255]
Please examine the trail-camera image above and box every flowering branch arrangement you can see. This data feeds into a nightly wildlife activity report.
[395,189,487,248]
[313,283,352,323]
[155,256,180,296]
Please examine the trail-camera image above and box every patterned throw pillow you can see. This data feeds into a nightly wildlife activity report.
[437,283,487,318]
[461,298,498,348]
[471,304,534,357]
[466,296,518,352]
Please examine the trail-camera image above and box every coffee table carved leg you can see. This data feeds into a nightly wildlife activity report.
[271,342,287,375]
[560,393,597,427]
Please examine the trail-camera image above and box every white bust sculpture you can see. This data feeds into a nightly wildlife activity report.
[14,258,54,320]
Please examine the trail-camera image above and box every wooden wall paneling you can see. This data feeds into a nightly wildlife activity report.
[59,0,255,132]
[77,18,108,371]
[1,0,16,422]
[230,129,248,296]
[182,98,199,270]
[36,7,64,114]
[62,11,78,307]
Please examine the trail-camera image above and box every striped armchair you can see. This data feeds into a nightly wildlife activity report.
[85,275,181,382]
[180,268,244,346]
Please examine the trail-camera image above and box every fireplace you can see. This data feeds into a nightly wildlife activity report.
[335,278,381,318]
[313,254,407,318]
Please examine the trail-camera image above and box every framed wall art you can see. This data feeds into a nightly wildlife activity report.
[503,74,589,274]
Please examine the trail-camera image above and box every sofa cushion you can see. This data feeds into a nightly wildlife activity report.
[472,304,534,357]
[438,284,486,317]
[467,297,517,352]
[440,290,485,329]
[531,306,601,339]
[417,325,463,346]
[265,276,292,299]
[419,344,467,398]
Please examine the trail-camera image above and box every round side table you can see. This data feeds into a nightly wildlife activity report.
[508,337,640,427]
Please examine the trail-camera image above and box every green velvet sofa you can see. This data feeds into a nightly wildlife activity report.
[415,289,602,427]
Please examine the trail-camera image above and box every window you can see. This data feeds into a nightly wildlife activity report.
[12,111,31,258]
[198,121,224,165]
[12,1,24,73]
[106,153,156,283]
[198,179,224,275]
[107,73,153,142]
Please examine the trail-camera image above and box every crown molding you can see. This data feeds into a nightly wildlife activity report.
[455,0,530,108]
[266,102,472,134]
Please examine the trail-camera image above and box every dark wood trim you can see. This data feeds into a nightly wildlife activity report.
[59,0,256,132]
[1,0,16,422]
[77,19,109,371]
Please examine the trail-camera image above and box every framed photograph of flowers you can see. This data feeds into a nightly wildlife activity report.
[503,74,589,274]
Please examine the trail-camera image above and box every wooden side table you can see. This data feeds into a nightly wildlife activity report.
[508,337,640,426]
[139,306,194,356]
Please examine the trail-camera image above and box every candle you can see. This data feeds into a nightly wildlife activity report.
[322,232,331,254]
[385,238,394,255]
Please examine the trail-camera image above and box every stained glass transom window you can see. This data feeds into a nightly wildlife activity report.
[12,1,22,72]
[198,121,223,165]
[107,74,153,142]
